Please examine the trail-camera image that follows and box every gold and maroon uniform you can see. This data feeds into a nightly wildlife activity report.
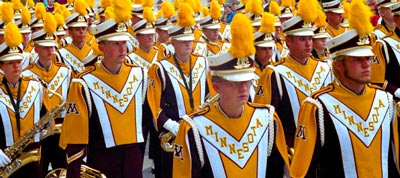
[291,83,400,178]
[173,102,290,178]
[254,56,333,147]
[57,43,93,74]
[59,61,149,178]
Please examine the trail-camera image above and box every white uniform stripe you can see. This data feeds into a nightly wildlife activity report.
[203,139,227,178]
[0,104,13,146]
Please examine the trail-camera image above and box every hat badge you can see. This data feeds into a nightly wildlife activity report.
[78,16,86,22]
[145,22,153,29]
[8,47,20,54]
[212,19,219,24]
[283,7,291,14]
[263,33,273,41]
[22,23,29,29]
[166,20,172,26]
[184,27,193,34]
[319,27,326,33]
[57,26,65,32]
[339,2,343,8]
[116,23,127,32]
[234,57,250,69]
[356,35,370,45]
[302,21,312,28]
[45,33,54,40]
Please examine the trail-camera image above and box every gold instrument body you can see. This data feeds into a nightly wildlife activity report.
[45,165,107,178]
[160,94,220,152]
[0,89,65,178]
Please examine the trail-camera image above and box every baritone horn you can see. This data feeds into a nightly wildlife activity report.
[160,94,220,152]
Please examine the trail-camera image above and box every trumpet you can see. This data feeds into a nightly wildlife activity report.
[160,94,220,152]
[397,101,400,118]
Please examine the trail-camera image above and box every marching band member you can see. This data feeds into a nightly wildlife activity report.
[173,13,290,178]
[147,3,214,178]
[127,7,158,70]
[57,0,93,74]
[372,2,400,100]
[22,12,72,176]
[291,1,400,177]
[198,0,230,57]
[154,1,176,60]
[311,8,331,62]
[59,0,150,176]
[254,0,333,149]
[323,0,346,38]
[0,22,49,178]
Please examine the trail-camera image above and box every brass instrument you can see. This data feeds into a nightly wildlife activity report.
[0,89,65,178]
[397,101,400,118]
[45,165,107,178]
[160,94,220,152]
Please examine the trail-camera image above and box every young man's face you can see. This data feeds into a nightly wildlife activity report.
[256,46,273,64]
[171,40,193,57]
[68,27,88,44]
[286,35,313,61]
[326,12,343,27]
[136,33,155,49]
[99,40,128,64]
[334,56,372,85]
[1,60,22,79]
[312,38,328,51]
[213,79,252,106]
[202,28,219,43]
[35,45,55,61]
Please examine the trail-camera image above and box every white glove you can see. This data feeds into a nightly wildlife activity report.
[163,119,180,136]
[394,89,400,99]
[0,149,11,167]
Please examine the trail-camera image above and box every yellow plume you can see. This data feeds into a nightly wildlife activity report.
[183,0,196,11]
[348,0,373,36]
[281,0,293,8]
[210,0,222,19]
[35,3,46,19]
[104,6,114,20]
[202,7,209,17]
[54,13,65,26]
[245,0,263,15]
[177,3,195,27]
[296,0,317,23]
[101,0,113,8]
[54,2,61,10]
[143,7,155,23]
[12,0,23,11]
[218,0,225,5]
[62,8,71,18]
[4,23,22,47]
[269,0,281,16]
[74,0,88,16]
[240,0,248,6]
[44,12,57,34]
[134,0,142,5]
[54,6,63,14]
[67,0,74,4]
[142,0,154,8]
[90,0,96,8]
[1,3,14,23]
[174,0,181,10]
[156,10,162,18]
[342,0,351,19]
[161,1,176,18]
[27,0,35,8]
[259,12,275,34]
[229,13,255,58]
[21,7,31,24]
[314,9,327,28]
[113,0,132,23]
[193,0,202,13]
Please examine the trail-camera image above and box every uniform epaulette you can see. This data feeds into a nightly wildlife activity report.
[368,83,385,90]
[193,40,205,44]
[124,59,137,67]
[311,83,334,98]
[272,57,285,66]
[21,75,38,81]
[189,105,210,117]
[191,52,204,57]
[76,66,96,78]
[152,46,159,50]
[248,102,270,108]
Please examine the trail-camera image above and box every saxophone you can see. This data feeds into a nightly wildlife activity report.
[0,89,65,178]
[160,94,220,152]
